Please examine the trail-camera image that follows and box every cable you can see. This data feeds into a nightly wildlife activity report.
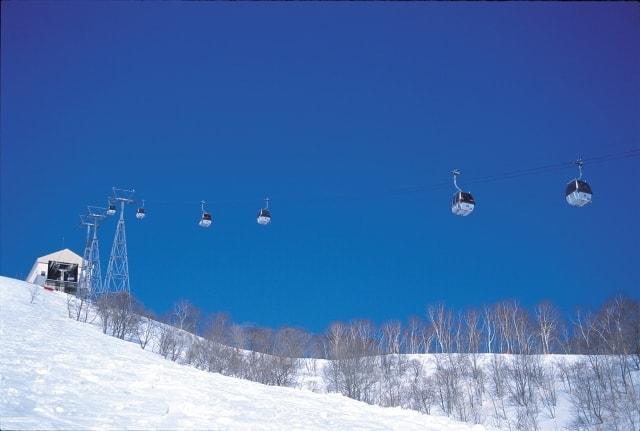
[95,147,640,211]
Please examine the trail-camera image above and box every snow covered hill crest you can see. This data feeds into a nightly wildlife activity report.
[0,276,485,431]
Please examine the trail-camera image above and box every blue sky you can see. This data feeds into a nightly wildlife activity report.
[1,2,639,332]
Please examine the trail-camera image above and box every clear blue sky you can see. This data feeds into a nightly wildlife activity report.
[2,2,638,332]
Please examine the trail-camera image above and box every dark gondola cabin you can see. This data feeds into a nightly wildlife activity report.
[451,191,475,216]
[199,212,212,228]
[106,204,117,216]
[565,179,592,207]
[136,207,146,219]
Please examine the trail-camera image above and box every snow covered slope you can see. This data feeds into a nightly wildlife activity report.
[0,277,485,430]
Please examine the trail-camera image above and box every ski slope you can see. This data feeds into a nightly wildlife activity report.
[0,276,486,431]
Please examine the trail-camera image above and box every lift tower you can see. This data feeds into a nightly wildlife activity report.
[79,206,106,297]
[104,188,135,294]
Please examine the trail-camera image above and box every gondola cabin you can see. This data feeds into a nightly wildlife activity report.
[565,179,592,207]
[257,208,271,225]
[199,212,212,228]
[451,191,475,216]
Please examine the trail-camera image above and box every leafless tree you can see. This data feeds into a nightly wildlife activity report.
[539,363,557,419]
[494,301,527,354]
[535,301,562,354]
[204,312,231,345]
[137,309,158,350]
[67,289,91,322]
[404,316,425,354]
[593,297,639,387]
[486,300,537,355]
[275,326,311,358]
[227,323,248,377]
[566,357,608,428]
[488,354,509,428]
[323,320,379,403]
[156,321,186,361]
[172,299,200,334]
[433,353,465,418]
[229,323,247,349]
[307,335,327,359]
[326,321,348,358]
[379,320,402,354]
[241,326,293,386]
[269,326,309,386]
[464,308,482,355]
[421,323,436,354]
[406,359,436,414]
[428,303,454,353]
[462,308,486,422]
[483,305,497,354]
[379,353,409,407]
[95,292,140,340]
[505,353,541,408]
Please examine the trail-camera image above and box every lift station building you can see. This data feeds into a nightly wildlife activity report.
[26,248,84,294]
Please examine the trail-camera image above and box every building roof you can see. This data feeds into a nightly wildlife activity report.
[36,248,83,265]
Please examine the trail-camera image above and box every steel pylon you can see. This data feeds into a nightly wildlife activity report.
[104,188,135,294]
[79,207,105,297]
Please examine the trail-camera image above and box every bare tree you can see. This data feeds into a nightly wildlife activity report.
[204,312,231,345]
[137,308,158,350]
[270,326,309,386]
[488,354,509,428]
[67,289,91,322]
[307,334,327,359]
[379,353,409,407]
[172,299,200,334]
[433,353,464,418]
[156,321,186,362]
[494,301,515,353]
[379,320,402,354]
[421,323,436,354]
[463,308,485,414]
[275,326,311,358]
[226,323,249,377]
[326,321,348,358]
[488,300,536,355]
[539,363,557,419]
[535,301,562,354]
[404,316,424,354]
[323,320,378,403]
[238,326,298,387]
[229,323,247,350]
[428,303,454,353]
[483,305,497,354]
[407,360,436,414]
[95,292,140,340]
[566,357,608,428]
[464,308,482,355]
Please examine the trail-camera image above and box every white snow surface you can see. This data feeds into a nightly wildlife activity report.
[0,276,486,431]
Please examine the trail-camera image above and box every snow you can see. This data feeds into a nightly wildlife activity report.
[0,276,486,430]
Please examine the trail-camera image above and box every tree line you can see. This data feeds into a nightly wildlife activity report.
[64,290,640,430]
